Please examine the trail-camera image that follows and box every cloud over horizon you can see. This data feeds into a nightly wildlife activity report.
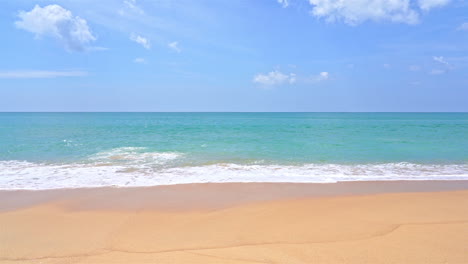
[253,70,296,86]
[253,70,329,87]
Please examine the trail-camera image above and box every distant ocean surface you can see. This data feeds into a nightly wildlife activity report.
[1,112,467,190]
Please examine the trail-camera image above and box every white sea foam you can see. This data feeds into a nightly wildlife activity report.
[1,158,468,190]
[88,147,181,166]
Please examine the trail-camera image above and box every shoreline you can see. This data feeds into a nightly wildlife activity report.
[3,159,467,190]
[2,180,468,212]
[1,181,468,263]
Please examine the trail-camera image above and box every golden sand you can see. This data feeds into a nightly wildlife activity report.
[1,183,468,263]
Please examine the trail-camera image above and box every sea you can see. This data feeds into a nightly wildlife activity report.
[1,112,467,190]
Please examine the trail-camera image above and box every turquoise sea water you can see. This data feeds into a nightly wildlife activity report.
[1,113,467,189]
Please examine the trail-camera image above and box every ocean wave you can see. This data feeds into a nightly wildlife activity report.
[87,147,182,165]
[1,160,468,190]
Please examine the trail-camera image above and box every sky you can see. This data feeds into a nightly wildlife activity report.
[0,0,467,112]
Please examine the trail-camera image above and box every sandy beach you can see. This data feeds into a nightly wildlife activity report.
[3,0,468,261]
[1,181,468,263]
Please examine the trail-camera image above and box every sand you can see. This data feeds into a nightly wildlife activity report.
[1,181,468,263]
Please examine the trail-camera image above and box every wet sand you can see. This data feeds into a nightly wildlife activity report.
[1,181,468,263]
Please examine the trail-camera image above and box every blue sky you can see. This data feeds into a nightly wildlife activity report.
[0,0,467,111]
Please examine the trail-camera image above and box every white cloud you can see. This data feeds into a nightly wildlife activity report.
[383,63,391,69]
[277,0,290,8]
[168,41,181,53]
[431,56,454,74]
[309,0,420,25]
[253,70,296,86]
[0,70,87,79]
[316,71,330,81]
[130,34,151,49]
[308,0,451,25]
[124,0,144,14]
[289,73,297,84]
[457,22,468,31]
[253,70,329,86]
[409,65,421,71]
[433,56,449,66]
[119,0,144,16]
[15,5,96,51]
[133,57,147,64]
[301,71,331,83]
[418,0,450,11]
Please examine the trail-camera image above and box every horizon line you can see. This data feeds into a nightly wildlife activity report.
[1,111,467,113]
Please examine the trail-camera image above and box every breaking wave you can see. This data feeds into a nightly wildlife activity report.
[1,148,467,190]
